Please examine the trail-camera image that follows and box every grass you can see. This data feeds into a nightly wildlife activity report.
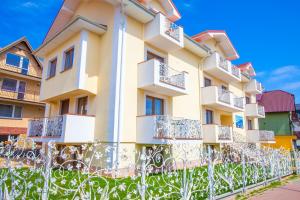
[0,163,290,200]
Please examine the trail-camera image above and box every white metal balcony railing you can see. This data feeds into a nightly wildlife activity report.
[159,62,185,89]
[218,126,232,140]
[219,57,229,71]
[28,116,63,137]
[231,65,240,78]
[164,18,180,42]
[259,130,275,142]
[233,96,245,109]
[218,88,231,104]
[258,105,265,116]
[256,82,263,91]
[154,115,202,140]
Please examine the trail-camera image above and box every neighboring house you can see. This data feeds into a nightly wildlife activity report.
[27,0,273,168]
[257,90,297,150]
[0,37,45,142]
[294,104,300,149]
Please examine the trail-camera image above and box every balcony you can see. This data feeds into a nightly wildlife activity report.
[201,86,244,112]
[138,59,188,96]
[202,124,233,143]
[27,114,95,143]
[244,79,263,94]
[144,13,184,52]
[203,52,241,82]
[0,89,42,105]
[136,115,202,144]
[245,103,265,118]
[246,130,275,144]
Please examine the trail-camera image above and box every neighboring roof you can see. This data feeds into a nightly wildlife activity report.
[191,30,239,61]
[0,37,42,69]
[257,90,296,113]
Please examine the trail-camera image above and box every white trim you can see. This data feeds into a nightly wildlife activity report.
[77,30,88,89]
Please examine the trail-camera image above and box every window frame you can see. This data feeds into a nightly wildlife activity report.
[0,103,23,119]
[47,57,57,79]
[76,96,88,115]
[145,95,165,116]
[5,52,30,70]
[62,47,74,72]
[205,109,214,124]
[1,78,18,92]
[204,77,212,87]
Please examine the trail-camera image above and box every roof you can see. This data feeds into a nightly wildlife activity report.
[257,90,296,113]
[191,30,239,60]
[0,37,42,69]
[237,62,256,76]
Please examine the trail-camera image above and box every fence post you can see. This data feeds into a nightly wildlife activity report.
[292,150,299,175]
[208,145,214,200]
[262,151,267,186]
[241,149,246,193]
[42,142,52,200]
[276,151,281,181]
[139,146,146,200]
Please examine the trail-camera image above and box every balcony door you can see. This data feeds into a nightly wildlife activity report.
[17,81,26,100]
[60,99,69,115]
[206,110,214,124]
[77,96,88,115]
[147,51,165,63]
[146,96,164,115]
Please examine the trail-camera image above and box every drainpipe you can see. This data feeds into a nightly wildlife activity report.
[115,0,126,173]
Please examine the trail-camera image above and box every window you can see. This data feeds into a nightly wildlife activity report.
[0,104,22,118]
[63,48,74,71]
[60,99,70,115]
[146,96,164,115]
[1,78,17,91]
[204,77,212,87]
[6,53,21,67]
[147,51,165,63]
[246,97,250,104]
[77,96,88,115]
[48,58,57,78]
[221,85,228,91]
[247,119,253,130]
[22,57,29,75]
[206,110,214,124]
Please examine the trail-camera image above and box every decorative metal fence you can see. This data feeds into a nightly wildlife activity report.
[0,137,299,200]
[159,63,186,89]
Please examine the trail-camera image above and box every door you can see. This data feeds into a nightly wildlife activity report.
[17,81,26,100]
[77,96,88,115]
[146,96,164,115]
[204,78,212,87]
[247,119,253,130]
[60,99,70,115]
[206,110,214,124]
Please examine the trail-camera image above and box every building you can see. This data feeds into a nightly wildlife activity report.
[257,90,297,150]
[0,37,45,142]
[27,0,274,167]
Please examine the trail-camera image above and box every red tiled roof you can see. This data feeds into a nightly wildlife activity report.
[257,90,296,113]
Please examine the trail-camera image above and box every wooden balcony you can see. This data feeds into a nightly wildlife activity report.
[0,88,42,105]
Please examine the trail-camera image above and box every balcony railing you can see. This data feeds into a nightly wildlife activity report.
[218,88,231,104]
[159,63,185,89]
[219,57,230,71]
[164,18,180,42]
[0,89,40,102]
[218,126,232,140]
[154,115,202,140]
[231,65,240,78]
[28,116,63,137]
[258,105,265,116]
[259,131,275,142]
[256,82,263,91]
[233,96,244,109]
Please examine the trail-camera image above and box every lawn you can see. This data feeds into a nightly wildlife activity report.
[0,162,273,200]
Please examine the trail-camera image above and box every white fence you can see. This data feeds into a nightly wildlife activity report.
[0,138,299,200]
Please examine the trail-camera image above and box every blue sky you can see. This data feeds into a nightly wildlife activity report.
[1,0,300,102]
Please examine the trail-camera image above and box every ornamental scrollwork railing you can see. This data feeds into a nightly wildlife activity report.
[218,125,232,140]
[28,116,64,138]
[164,18,180,41]
[259,130,275,142]
[231,65,241,78]
[154,115,202,140]
[159,63,186,89]
[233,96,244,109]
[218,88,231,104]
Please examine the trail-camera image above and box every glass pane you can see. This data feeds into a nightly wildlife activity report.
[206,110,213,124]
[22,57,29,75]
[64,48,74,70]
[146,97,153,115]
[49,59,57,77]
[6,53,21,67]
[204,78,211,87]
[2,79,17,91]
[0,104,13,117]
[14,106,22,118]
[154,99,163,115]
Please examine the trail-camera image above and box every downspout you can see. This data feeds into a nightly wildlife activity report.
[115,0,126,172]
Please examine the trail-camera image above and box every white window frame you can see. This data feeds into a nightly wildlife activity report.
[0,103,23,119]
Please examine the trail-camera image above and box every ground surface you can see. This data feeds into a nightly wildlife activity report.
[250,179,300,200]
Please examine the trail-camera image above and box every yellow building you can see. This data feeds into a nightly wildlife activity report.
[0,37,45,142]
[28,0,275,164]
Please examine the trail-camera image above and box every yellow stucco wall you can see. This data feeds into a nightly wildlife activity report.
[263,135,296,150]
